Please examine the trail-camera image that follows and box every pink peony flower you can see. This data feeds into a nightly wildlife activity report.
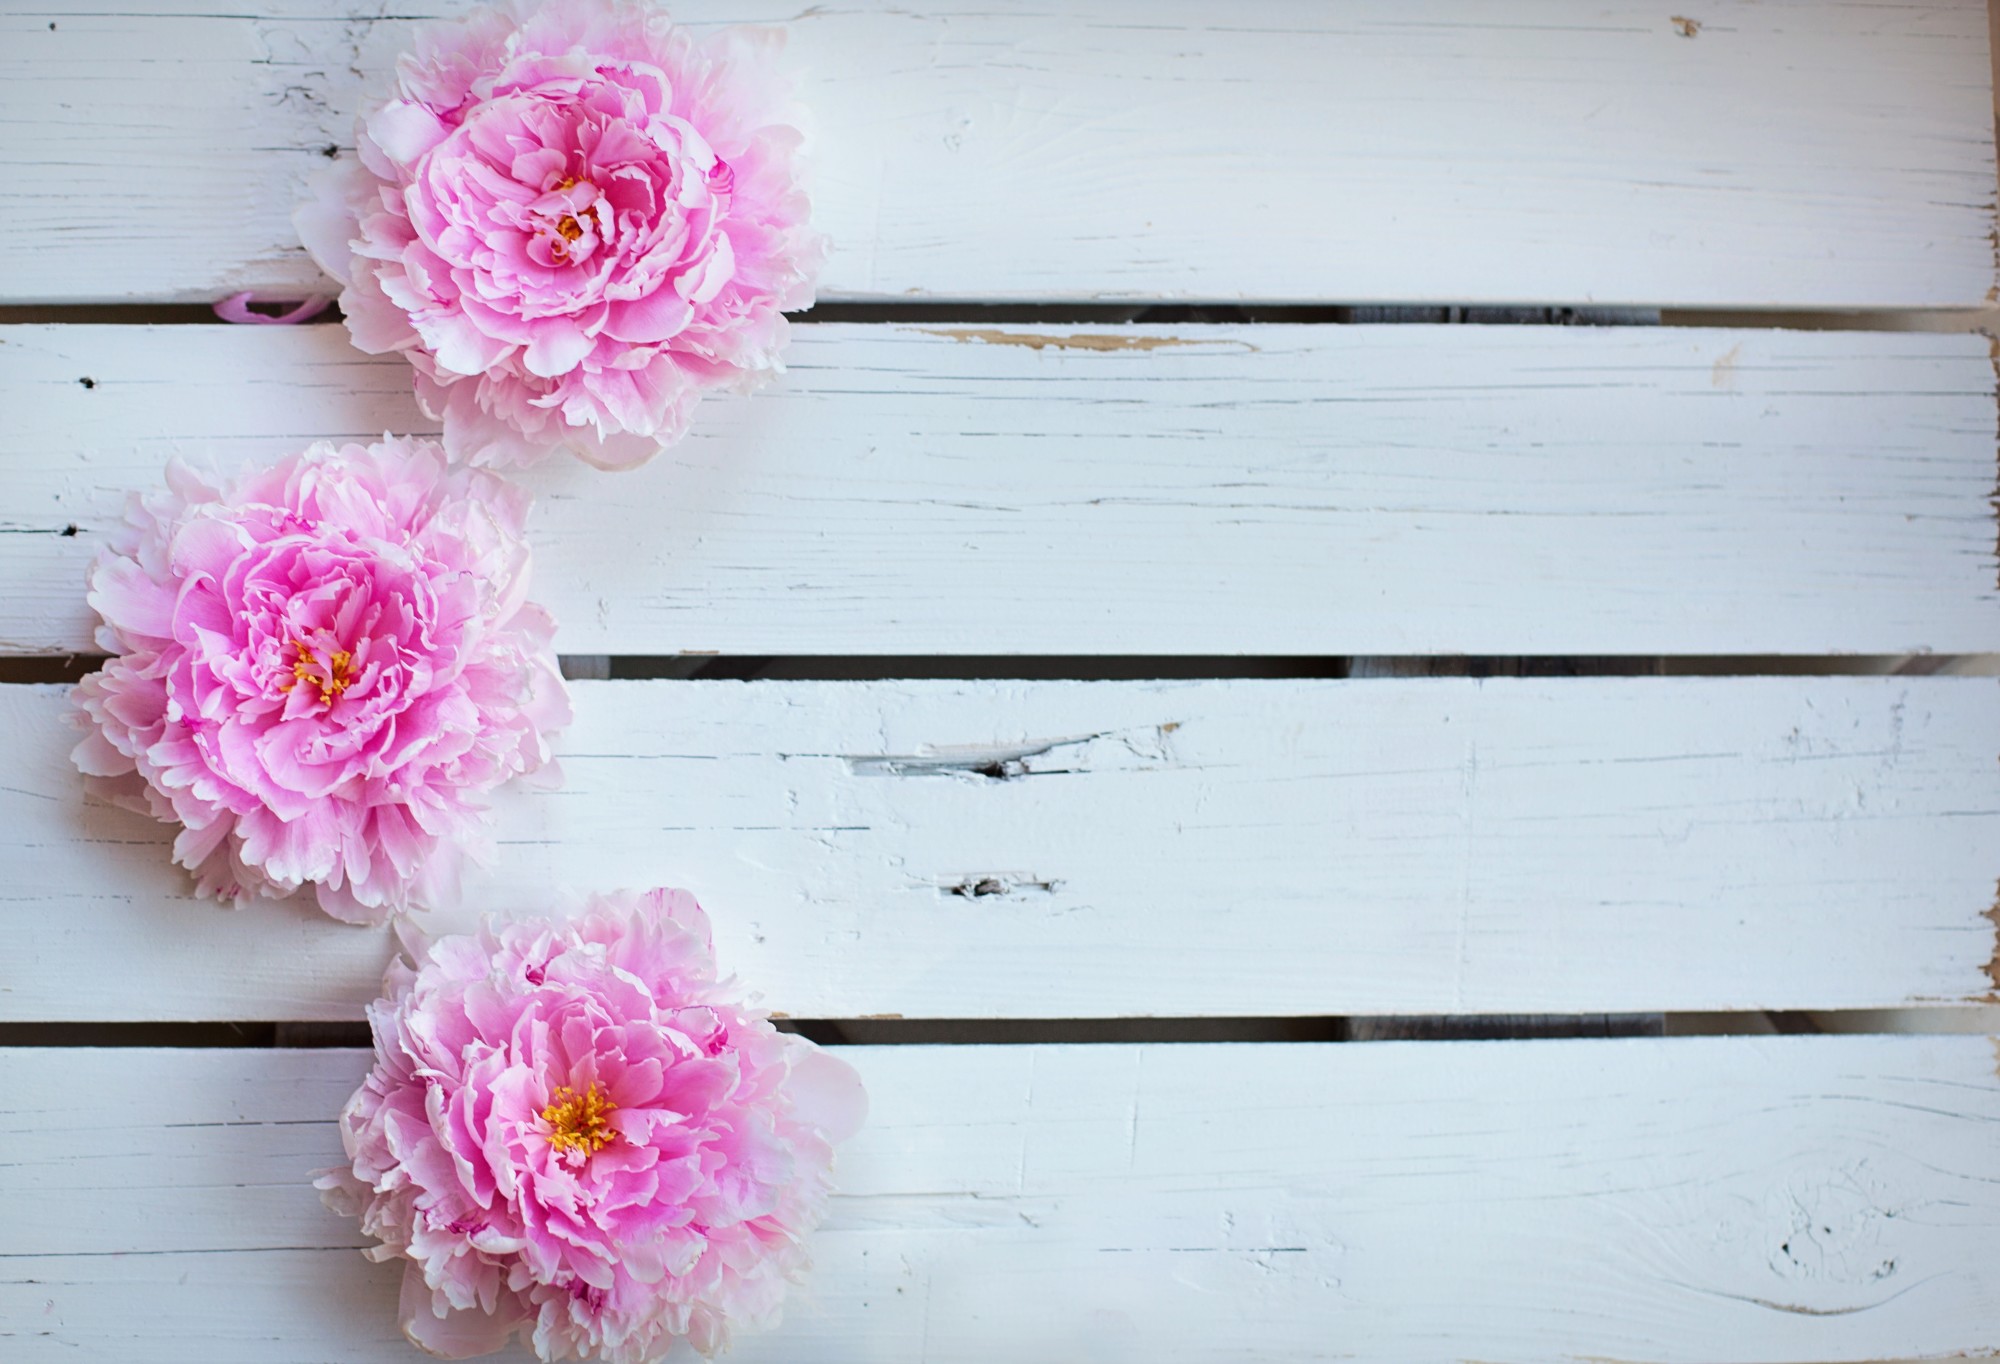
[319,889,867,1361]
[298,0,827,470]
[70,438,570,923]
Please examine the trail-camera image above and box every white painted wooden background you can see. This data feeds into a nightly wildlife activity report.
[2,1,1997,1361]
[3,324,1997,657]
[9,1040,2000,1363]
[6,677,1999,1021]
[2,1,1993,307]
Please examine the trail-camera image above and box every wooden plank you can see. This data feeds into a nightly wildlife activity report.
[0,1,1991,308]
[4,1038,1999,1361]
[4,323,1995,657]
[6,675,1995,1022]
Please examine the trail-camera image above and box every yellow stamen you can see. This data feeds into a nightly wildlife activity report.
[546,177,588,257]
[279,637,353,706]
[542,1082,618,1158]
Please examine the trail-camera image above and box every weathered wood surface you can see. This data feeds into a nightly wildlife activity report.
[6,676,1995,1022]
[1,1,1992,307]
[4,323,1995,657]
[5,1039,1999,1362]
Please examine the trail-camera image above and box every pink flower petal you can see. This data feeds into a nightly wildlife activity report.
[370,99,453,169]
[400,1263,523,1358]
[68,439,568,923]
[294,0,824,468]
[602,285,696,345]
[784,1044,870,1146]
[293,157,374,285]
[521,321,598,378]
[321,890,864,1360]
[85,555,177,642]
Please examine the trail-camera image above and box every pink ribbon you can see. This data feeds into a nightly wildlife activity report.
[213,292,334,325]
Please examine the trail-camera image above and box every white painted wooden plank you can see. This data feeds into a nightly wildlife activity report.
[0,1,1991,308]
[3,323,1995,657]
[5,676,1995,1021]
[5,1039,1999,1361]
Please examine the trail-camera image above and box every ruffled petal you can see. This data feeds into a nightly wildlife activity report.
[67,437,568,924]
[307,0,822,468]
[322,889,864,1359]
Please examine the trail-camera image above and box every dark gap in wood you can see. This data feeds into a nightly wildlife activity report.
[1658,654,1991,677]
[612,655,1357,681]
[1759,1011,1826,1035]
[273,1022,373,1048]
[590,655,1984,681]
[0,304,342,326]
[0,303,1665,328]
[797,303,1664,326]
[0,1022,283,1047]
[0,655,101,684]
[778,1018,1354,1046]
[1659,306,1996,333]
[4,302,1986,331]
[1348,1014,1665,1041]
[0,1013,1901,1048]
[11,652,1984,676]
[9,655,1993,682]
[786,1016,1671,1045]
[1350,656,1667,678]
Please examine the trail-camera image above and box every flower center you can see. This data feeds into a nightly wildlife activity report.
[542,1081,618,1158]
[543,176,594,261]
[279,638,353,706]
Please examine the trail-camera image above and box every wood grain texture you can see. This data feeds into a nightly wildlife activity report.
[5,1039,1999,1361]
[0,1,1992,307]
[4,323,1996,657]
[6,675,1995,1022]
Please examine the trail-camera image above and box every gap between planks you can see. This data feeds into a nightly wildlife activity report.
[11,658,2000,686]
[5,1011,2000,1051]
[1,302,1996,333]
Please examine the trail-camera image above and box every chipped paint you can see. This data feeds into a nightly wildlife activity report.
[1710,341,1741,389]
[1670,15,1701,37]
[1986,881,2000,1000]
[1989,337,2000,592]
[942,875,1063,900]
[919,327,1254,354]
[1722,1295,1886,1318]
[846,728,1171,780]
